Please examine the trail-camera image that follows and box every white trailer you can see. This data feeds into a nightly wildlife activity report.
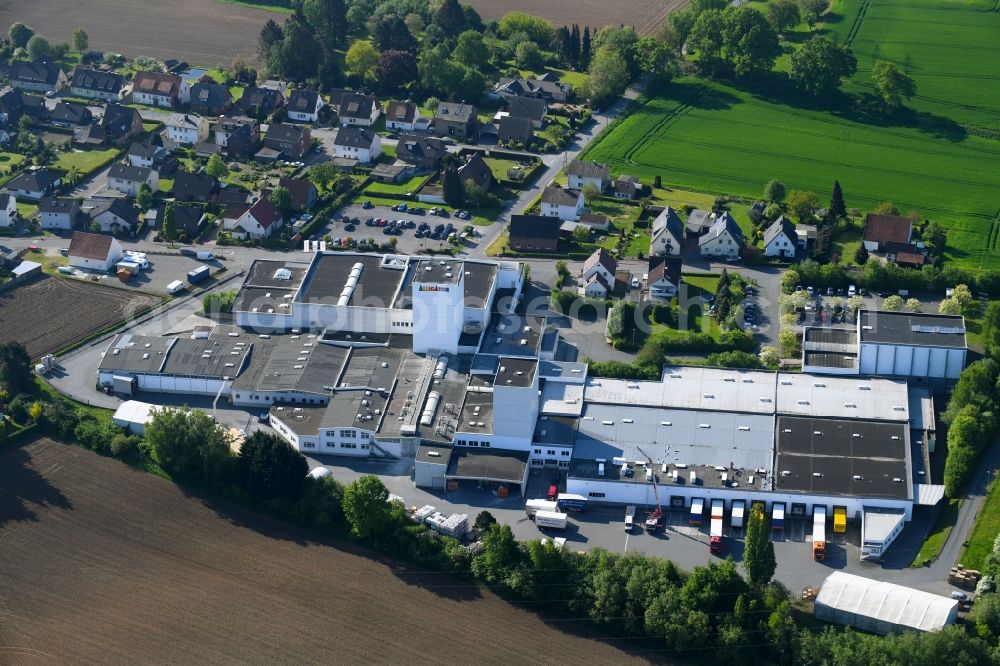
[625,504,636,531]
[535,510,568,530]
[526,499,559,518]
[710,499,724,553]
[813,506,827,561]
[731,500,745,529]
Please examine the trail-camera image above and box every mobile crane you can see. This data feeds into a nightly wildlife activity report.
[636,447,664,533]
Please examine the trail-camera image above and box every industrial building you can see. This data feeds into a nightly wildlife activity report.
[815,572,958,634]
[803,310,967,380]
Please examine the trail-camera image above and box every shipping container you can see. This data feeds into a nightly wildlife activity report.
[833,506,847,533]
[557,493,588,512]
[689,498,704,526]
[187,265,211,284]
[731,500,745,529]
[813,506,827,561]
[534,510,568,529]
[525,499,558,518]
[710,499,724,553]
[772,502,785,531]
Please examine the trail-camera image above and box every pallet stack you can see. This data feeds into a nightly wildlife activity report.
[948,566,981,590]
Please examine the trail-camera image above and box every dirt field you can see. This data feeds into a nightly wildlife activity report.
[466,0,686,35]
[0,0,274,65]
[0,276,159,358]
[0,438,651,664]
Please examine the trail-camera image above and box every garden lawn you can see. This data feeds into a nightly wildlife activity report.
[0,152,25,173]
[16,202,38,220]
[364,174,427,195]
[54,148,119,175]
[582,77,1000,271]
[911,499,960,567]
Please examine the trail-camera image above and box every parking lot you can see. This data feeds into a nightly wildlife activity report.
[319,202,485,256]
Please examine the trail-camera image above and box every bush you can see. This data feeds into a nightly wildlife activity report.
[706,350,765,369]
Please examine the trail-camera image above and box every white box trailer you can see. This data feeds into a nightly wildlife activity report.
[731,500,745,529]
[689,498,704,526]
[710,499,724,553]
[535,510,568,529]
[813,506,827,561]
[526,499,559,517]
[625,504,636,531]
[773,502,785,531]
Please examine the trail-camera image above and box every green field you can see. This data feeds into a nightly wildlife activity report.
[54,148,120,175]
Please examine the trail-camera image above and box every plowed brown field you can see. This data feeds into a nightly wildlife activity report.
[466,0,687,35]
[0,439,652,665]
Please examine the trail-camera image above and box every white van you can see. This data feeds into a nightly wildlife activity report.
[166,280,185,295]
[196,251,215,261]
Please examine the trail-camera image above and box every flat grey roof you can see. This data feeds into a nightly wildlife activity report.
[805,327,857,345]
[338,346,403,391]
[458,390,494,436]
[233,286,295,316]
[569,459,768,491]
[805,351,858,368]
[859,310,966,349]
[479,313,545,357]
[534,415,577,446]
[244,259,309,289]
[325,389,388,432]
[99,334,174,374]
[235,334,347,394]
[461,261,498,305]
[160,337,252,378]
[322,330,392,345]
[585,368,778,414]
[539,360,587,380]
[471,353,500,374]
[539,382,584,416]
[414,259,462,285]
[774,416,910,499]
[446,448,528,484]
[380,353,436,438]
[496,357,537,387]
[299,254,405,308]
[416,443,452,465]
[573,403,775,475]
[775,374,910,422]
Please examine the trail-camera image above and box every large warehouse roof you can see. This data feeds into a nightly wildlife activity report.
[815,572,958,634]
[585,367,777,414]
[859,310,966,349]
[775,375,910,422]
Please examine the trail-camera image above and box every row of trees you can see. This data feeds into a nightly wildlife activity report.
[5,23,89,63]
[941,358,1000,496]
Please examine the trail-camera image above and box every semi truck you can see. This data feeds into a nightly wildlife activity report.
[813,506,827,561]
[525,499,558,518]
[709,499,725,554]
[689,498,704,527]
[772,502,785,532]
[833,506,847,533]
[534,510,568,530]
[557,493,588,513]
[731,500,745,530]
[187,265,211,284]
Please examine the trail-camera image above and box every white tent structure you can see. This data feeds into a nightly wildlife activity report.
[815,571,958,635]
[112,400,158,435]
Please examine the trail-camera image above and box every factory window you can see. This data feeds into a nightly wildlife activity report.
[361,442,369,449]
[558,461,568,468]
[341,442,357,449]
[482,442,490,448]
[547,449,555,455]
[360,433,370,440]
[534,448,541,454]
[588,492,606,498]
[339,429,356,438]
[560,450,569,456]
[302,441,315,449]
[236,393,241,399]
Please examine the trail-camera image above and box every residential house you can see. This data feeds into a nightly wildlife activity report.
[171,204,207,239]
[233,86,284,118]
[221,202,252,231]
[493,77,572,103]
[69,67,124,101]
[170,171,218,203]
[385,101,418,131]
[76,103,142,147]
[49,102,92,128]
[287,89,324,122]
[4,169,60,200]
[578,211,611,231]
[38,196,82,230]
[509,214,561,252]
[88,198,139,235]
[165,113,210,145]
[232,197,283,240]
[216,187,253,207]
[278,177,317,211]
[0,87,25,130]
[126,140,178,173]
[863,213,912,252]
[131,71,189,108]
[540,186,584,221]
[498,115,533,145]
[686,208,713,236]
[9,61,67,94]
[506,96,547,128]
[67,231,123,271]
[650,206,684,257]
[795,223,817,251]
[108,163,158,196]
[19,93,48,122]
[647,256,683,299]
[763,216,798,258]
[434,102,478,139]
[583,247,617,285]
[190,82,233,116]
[580,271,613,298]
[264,123,311,159]
[0,193,17,228]
[396,135,446,172]
[698,211,744,259]
[891,246,927,268]
[332,125,379,163]
[613,175,641,200]
[213,116,259,159]
[457,153,493,190]
[330,91,380,126]
[566,160,611,192]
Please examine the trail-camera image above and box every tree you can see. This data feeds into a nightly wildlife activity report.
[72,28,88,54]
[587,47,629,105]
[722,6,781,77]
[571,225,591,244]
[435,0,467,37]
[268,186,292,214]
[828,180,846,221]
[981,302,1000,352]
[764,179,785,203]
[779,328,799,355]
[373,16,417,53]
[269,14,320,82]
[342,474,391,541]
[873,201,900,216]
[301,0,347,49]
[759,346,779,367]
[515,41,543,70]
[789,36,857,99]
[871,60,916,113]
[259,19,284,60]
[581,26,591,68]
[743,504,776,585]
[666,10,697,49]
[0,342,32,395]
[238,430,309,501]
[474,510,497,531]
[688,9,726,73]
[345,40,379,83]
[375,50,418,94]
[938,297,962,315]
[454,30,489,69]
[846,295,865,313]
[136,183,152,210]
[26,35,51,60]
[883,294,904,311]
[205,152,228,179]
[498,11,554,44]
[766,0,800,32]
[471,523,523,587]
[8,23,33,49]
[854,244,869,264]
[636,36,675,84]
[787,190,820,221]
[145,407,231,484]
[163,204,177,241]
[905,298,921,312]
[88,220,101,234]
[798,0,828,25]
[442,162,464,207]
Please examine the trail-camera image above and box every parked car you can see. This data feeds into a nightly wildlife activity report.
[345,224,356,232]
[362,200,373,209]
